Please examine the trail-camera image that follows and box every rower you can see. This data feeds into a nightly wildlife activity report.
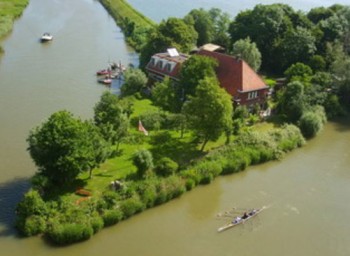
[242,212,248,219]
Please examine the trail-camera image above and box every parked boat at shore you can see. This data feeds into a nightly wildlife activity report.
[217,206,266,232]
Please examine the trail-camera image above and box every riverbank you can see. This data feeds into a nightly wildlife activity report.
[99,0,155,51]
[0,0,29,53]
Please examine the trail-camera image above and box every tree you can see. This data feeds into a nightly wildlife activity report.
[307,7,335,24]
[27,111,107,184]
[121,68,147,96]
[277,26,316,70]
[276,81,306,123]
[133,149,154,177]
[182,77,233,151]
[152,76,181,113]
[208,8,231,48]
[232,37,262,71]
[284,62,313,83]
[229,4,292,71]
[298,106,327,138]
[94,91,129,150]
[180,55,218,98]
[139,18,198,68]
[184,9,214,46]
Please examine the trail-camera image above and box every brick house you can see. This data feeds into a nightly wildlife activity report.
[145,48,189,83]
[146,48,269,109]
[196,49,269,108]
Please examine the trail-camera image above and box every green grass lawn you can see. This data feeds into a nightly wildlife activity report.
[0,0,28,38]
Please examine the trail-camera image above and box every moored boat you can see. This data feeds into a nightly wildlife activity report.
[217,206,265,232]
[96,69,110,75]
[98,77,112,85]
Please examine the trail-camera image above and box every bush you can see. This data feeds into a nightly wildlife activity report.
[132,149,154,177]
[102,209,123,227]
[23,215,46,236]
[135,179,157,208]
[90,215,104,233]
[185,178,196,190]
[299,111,324,138]
[101,190,119,209]
[119,196,145,218]
[47,222,94,245]
[155,157,179,176]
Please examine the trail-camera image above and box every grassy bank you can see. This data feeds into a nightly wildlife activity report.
[99,0,156,51]
[0,0,29,52]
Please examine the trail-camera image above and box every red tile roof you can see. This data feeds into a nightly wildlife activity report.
[196,50,268,97]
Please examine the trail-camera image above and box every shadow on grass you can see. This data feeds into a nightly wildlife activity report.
[149,131,205,167]
[0,177,30,238]
[43,178,88,201]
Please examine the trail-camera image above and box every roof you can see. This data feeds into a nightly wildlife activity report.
[145,51,189,80]
[199,43,225,52]
[196,50,268,96]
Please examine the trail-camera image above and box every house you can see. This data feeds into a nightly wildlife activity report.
[146,48,269,109]
[145,48,189,83]
[196,49,269,109]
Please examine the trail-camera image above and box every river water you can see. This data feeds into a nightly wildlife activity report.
[0,0,350,255]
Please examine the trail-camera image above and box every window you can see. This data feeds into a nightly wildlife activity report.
[165,63,173,72]
[248,91,258,100]
[150,57,156,66]
[157,60,163,69]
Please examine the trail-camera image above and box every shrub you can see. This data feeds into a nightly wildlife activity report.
[155,157,179,176]
[185,178,196,190]
[16,189,47,221]
[132,149,154,177]
[102,209,123,227]
[90,215,104,233]
[119,196,145,218]
[23,215,46,236]
[101,190,119,209]
[47,222,94,245]
[135,180,157,208]
[299,111,323,138]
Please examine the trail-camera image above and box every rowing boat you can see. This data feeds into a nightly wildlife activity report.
[217,206,265,232]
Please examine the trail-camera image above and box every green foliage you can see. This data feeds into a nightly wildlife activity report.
[47,222,94,245]
[298,106,327,138]
[180,54,218,97]
[155,157,179,176]
[27,111,108,185]
[16,190,47,220]
[276,81,306,123]
[309,55,326,71]
[284,62,313,81]
[22,215,46,236]
[183,76,233,151]
[152,77,181,113]
[94,91,129,147]
[90,215,104,233]
[139,17,197,68]
[132,149,154,177]
[121,68,147,96]
[232,37,262,71]
[102,209,123,226]
[119,196,145,218]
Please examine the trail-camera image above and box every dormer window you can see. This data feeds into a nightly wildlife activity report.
[165,63,172,73]
[150,57,156,66]
[157,60,163,69]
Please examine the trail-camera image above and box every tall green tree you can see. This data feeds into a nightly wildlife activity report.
[27,111,108,184]
[121,68,147,96]
[94,91,129,150]
[180,55,218,98]
[182,77,233,151]
[232,37,262,71]
[139,18,198,68]
[276,81,306,123]
[152,76,181,112]
[184,9,214,46]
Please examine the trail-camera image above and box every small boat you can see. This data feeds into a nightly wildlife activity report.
[40,33,53,42]
[98,77,112,85]
[96,69,110,76]
[217,206,265,232]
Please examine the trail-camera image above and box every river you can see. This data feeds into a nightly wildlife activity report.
[0,0,350,255]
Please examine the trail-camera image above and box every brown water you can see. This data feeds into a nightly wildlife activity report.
[1,0,350,255]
